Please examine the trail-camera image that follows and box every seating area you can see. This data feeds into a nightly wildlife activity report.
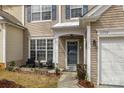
[22,58,55,69]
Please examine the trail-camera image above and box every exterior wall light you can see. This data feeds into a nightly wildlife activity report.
[93,40,97,48]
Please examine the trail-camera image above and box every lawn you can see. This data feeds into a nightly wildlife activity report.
[0,70,59,88]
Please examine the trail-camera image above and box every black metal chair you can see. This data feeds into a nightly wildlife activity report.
[46,59,54,69]
[26,58,35,68]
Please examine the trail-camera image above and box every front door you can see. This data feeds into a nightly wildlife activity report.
[67,41,78,71]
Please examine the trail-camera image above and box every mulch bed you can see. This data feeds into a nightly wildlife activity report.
[0,79,24,88]
[78,80,95,88]
[13,68,61,78]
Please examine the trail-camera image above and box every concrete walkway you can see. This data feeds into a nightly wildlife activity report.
[57,72,80,88]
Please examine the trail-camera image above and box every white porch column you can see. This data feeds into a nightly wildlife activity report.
[2,23,6,67]
[87,24,91,81]
[53,37,59,67]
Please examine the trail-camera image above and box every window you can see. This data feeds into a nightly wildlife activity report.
[30,39,53,62]
[31,5,52,21]
[70,5,82,18]
[42,5,52,20]
[30,40,36,60]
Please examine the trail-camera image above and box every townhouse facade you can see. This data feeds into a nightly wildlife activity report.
[1,5,124,87]
[24,5,94,71]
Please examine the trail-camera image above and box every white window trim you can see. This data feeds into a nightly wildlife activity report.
[31,5,52,23]
[70,5,83,20]
[97,27,124,86]
[65,39,79,69]
[29,37,54,63]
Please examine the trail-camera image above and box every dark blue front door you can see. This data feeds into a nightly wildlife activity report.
[67,41,78,67]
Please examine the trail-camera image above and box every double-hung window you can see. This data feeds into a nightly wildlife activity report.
[30,39,53,62]
[31,5,52,21]
[70,5,82,18]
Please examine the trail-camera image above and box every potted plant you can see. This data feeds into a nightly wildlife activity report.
[55,67,60,75]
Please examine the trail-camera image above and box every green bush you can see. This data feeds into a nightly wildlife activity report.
[9,61,16,67]
[7,61,16,71]
[55,67,60,75]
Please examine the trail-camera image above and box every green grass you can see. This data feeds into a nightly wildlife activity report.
[0,70,59,88]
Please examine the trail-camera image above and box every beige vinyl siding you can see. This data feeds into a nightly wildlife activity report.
[0,24,3,63]
[25,6,59,37]
[90,5,124,85]
[25,21,57,37]
[2,5,23,23]
[6,24,23,65]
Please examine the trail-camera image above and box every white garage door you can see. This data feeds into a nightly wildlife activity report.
[100,37,124,86]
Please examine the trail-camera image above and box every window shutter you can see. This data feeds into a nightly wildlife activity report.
[52,5,57,20]
[65,5,70,19]
[26,5,31,22]
[83,5,88,16]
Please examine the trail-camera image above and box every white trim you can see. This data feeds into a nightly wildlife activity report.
[97,28,124,37]
[35,39,37,61]
[97,28,124,86]
[53,29,84,38]
[31,20,52,23]
[52,21,79,29]
[65,39,79,70]
[59,5,61,23]
[30,5,52,23]
[83,36,86,64]
[70,17,79,21]
[87,6,102,16]
[54,37,59,67]
[29,37,54,63]
[97,35,100,86]
[46,39,48,62]
[28,37,31,58]
[70,5,83,19]
[22,5,24,25]
[30,36,54,39]
[2,23,6,66]
[87,24,91,81]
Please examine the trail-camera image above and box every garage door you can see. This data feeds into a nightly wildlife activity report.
[100,37,124,86]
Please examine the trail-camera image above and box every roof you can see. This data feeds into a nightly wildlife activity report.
[79,5,112,25]
[0,9,25,29]
[52,21,79,29]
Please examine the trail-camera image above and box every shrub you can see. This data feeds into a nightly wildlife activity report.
[7,61,16,71]
[55,67,60,75]
[79,80,95,88]
[9,61,16,67]
[77,64,87,80]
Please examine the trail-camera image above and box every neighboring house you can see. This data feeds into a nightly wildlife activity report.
[0,9,27,68]
[80,5,124,86]
[1,5,124,87]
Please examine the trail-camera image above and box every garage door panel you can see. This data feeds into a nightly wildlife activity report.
[100,37,124,86]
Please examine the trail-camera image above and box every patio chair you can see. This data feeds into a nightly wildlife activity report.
[46,59,54,69]
[26,58,35,68]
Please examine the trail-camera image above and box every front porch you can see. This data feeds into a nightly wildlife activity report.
[57,35,84,71]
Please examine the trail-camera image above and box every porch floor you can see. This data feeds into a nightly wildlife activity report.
[57,72,80,88]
